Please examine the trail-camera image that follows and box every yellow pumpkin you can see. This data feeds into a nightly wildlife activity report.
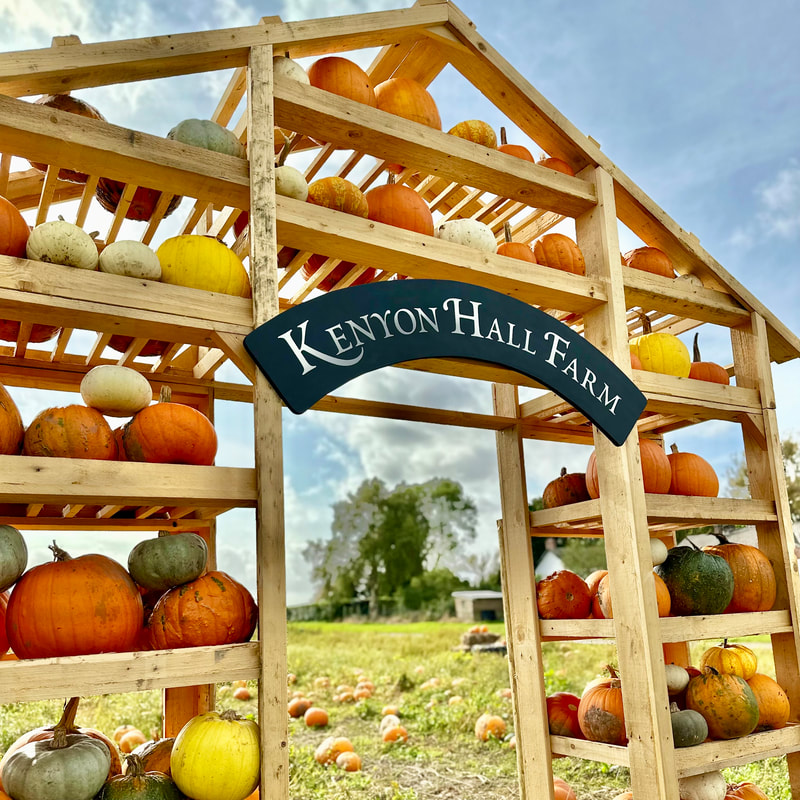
[156,235,251,297]
[170,710,260,800]
[699,640,758,680]
[629,313,690,377]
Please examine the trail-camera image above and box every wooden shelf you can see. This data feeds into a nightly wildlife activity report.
[0,643,259,703]
[529,496,777,536]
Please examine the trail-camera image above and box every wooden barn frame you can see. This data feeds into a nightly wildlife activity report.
[0,2,798,798]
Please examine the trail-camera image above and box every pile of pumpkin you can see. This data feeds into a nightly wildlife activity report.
[613,776,771,800]
[0,696,260,800]
[0,522,256,659]
[546,640,789,751]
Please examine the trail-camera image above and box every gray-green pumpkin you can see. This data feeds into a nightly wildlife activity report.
[128,532,208,592]
[654,545,734,616]
[3,729,111,800]
[0,523,27,591]
[166,119,246,158]
[670,702,708,747]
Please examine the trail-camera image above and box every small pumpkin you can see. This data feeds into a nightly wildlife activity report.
[148,570,257,650]
[678,771,727,800]
[125,738,175,776]
[537,156,575,176]
[497,127,534,162]
[586,438,672,497]
[167,119,245,158]
[667,443,719,497]
[685,667,759,739]
[497,222,536,264]
[650,537,669,566]
[435,219,497,253]
[304,707,329,728]
[665,664,690,695]
[578,665,626,745]
[746,672,790,730]
[118,729,147,754]
[80,365,153,417]
[307,56,376,107]
[156,235,250,297]
[654,545,734,616]
[629,313,691,377]
[94,180,182,222]
[288,697,312,718]
[699,640,757,680]
[689,333,730,385]
[536,570,591,619]
[97,753,184,800]
[546,692,584,738]
[474,714,506,741]
[596,571,670,618]
[273,52,309,85]
[23,404,118,460]
[0,524,27,592]
[0,194,30,257]
[624,246,675,278]
[128,531,209,592]
[98,240,162,280]
[725,783,769,800]
[314,737,354,765]
[382,725,409,743]
[0,382,24,456]
[553,777,577,800]
[670,702,708,747]
[170,710,260,800]
[26,218,99,270]
[447,119,497,148]
[532,233,585,275]
[542,467,591,508]
[273,133,308,202]
[336,752,361,772]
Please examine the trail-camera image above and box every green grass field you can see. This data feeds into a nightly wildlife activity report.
[0,622,790,799]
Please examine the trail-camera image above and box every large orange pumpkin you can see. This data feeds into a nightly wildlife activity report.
[586,438,671,497]
[536,570,591,619]
[365,179,434,236]
[546,692,584,738]
[95,179,181,222]
[0,195,30,258]
[725,782,769,799]
[746,673,790,731]
[0,319,60,344]
[0,382,24,456]
[22,404,118,460]
[497,127,534,162]
[532,233,585,275]
[122,387,217,465]
[374,77,441,129]
[596,571,671,618]
[497,223,536,264]
[307,56,376,107]
[6,542,143,658]
[684,667,759,739]
[578,665,626,745]
[702,534,776,613]
[623,246,675,278]
[148,570,257,650]
[537,156,575,176]
[667,444,719,497]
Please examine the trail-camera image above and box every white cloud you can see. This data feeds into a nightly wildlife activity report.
[756,162,800,239]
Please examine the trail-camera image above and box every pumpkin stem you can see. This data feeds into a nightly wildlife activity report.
[712,531,731,545]
[723,638,728,648]
[49,541,72,562]
[669,701,680,713]
[605,664,619,680]
[636,311,652,336]
[500,126,508,146]
[559,467,567,477]
[503,222,513,244]
[158,385,172,404]
[686,538,702,552]
[670,443,679,454]
[275,131,296,167]
[220,709,243,721]
[692,332,702,363]
[122,753,146,778]
[284,51,290,59]
[386,173,396,185]
[57,697,81,732]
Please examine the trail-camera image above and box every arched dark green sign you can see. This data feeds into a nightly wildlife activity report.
[244,280,645,446]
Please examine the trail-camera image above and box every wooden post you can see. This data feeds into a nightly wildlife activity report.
[731,312,800,796]
[494,383,555,800]
[248,43,289,800]
[576,165,679,799]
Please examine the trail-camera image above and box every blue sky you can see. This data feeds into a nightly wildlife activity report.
[1,0,799,605]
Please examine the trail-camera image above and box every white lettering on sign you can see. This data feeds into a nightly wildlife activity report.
[443,298,483,338]
[278,320,364,375]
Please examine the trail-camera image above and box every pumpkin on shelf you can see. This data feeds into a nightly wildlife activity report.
[148,570,257,650]
[106,336,172,358]
[537,155,575,176]
[170,710,260,800]
[0,381,24,456]
[0,591,9,656]
[97,240,162,281]
[585,569,607,618]
[26,217,99,270]
[156,235,251,297]
[167,118,246,158]
[117,729,147,754]
[689,333,731,385]
[536,569,591,619]
[97,753,184,800]
[125,738,176,776]
[497,222,536,264]
[664,663,691,696]
[699,640,757,680]
[0,194,31,258]
[435,218,497,253]
[6,542,143,658]
[586,437,672,497]
[273,52,309,84]
[447,119,497,148]
[746,672,790,730]
[542,467,591,508]
[28,94,106,182]
[669,702,708,747]
[546,692,584,738]
[532,233,585,275]
[95,179,182,223]
[678,771,728,800]
[595,571,671,618]
[0,524,27,592]
[307,56,376,107]
[667,444,719,497]
[497,127,534,162]
[577,665,626,745]
[725,783,769,800]
[702,533,776,613]
[0,318,61,345]
[80,364,153,418]
[684,666,759,739]
[365,175,434,236]
[128,531,209,592]
[623,246,675,278]
[654,545,734,616]
[629,312,691,377]
[23,404,118,460]
[122,386,217,466]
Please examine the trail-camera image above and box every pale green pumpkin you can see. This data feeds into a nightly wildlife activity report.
[0,523,27,591]
[128,532,208,592]
[167,119,246,158]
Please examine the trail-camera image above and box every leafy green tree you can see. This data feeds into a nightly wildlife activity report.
[303,477,477,616]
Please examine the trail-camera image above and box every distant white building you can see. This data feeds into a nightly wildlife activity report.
[452,590,504,622]
[535,537,565,578]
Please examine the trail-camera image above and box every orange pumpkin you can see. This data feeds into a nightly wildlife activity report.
[689,333,730,385]
[0,195,30,258]
[746,673,790,730]
[125,737,175,776]
[536,570,591,619]
[553,777,577,800]
[307,56,376,106]
[532,233,585,275]
[537,156,575,176]
[684,667,759,739]
[542,467,591,508]
[374,78,441,129]
[0,592,8,656]
[630,351,642,370]
[474,713,506,741]
[304,707,329,728]
[148,570,257,650]
[497,223,536,264]
[118,728,147,753]
[382,725,409,742]
[0,319,60,344]
[6,542,143,658]
[365,178,434,236]
[586,438,672,498]
[699,640,757,680]
[447,119,496,148]
[106,336,172,358]
[546,692,584,738]
[314,736,353,765]
[725,782,769,800]
[667,444,719,497]
[0,382,24,456]
[596,572,671,618]
[578,665,626,745]
[702,534,776,613]
[23,404,118,460]
[497,127,534,162]
[95,179,181,222]
[122,387,217,465]
[624,246,675,278]
[288,697,312,718]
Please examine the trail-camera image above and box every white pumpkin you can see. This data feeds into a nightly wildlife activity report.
[80,365,153,417]
[275,165,308,201]
[650,537,669,566]
[26,218,99,270]
[435,219,497,253]
[664,663,690,695]
[98,240,162,280]
[274,54,310,85]
[675,272,704,288]
[379,714,400,735]
[677,770,727,800]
